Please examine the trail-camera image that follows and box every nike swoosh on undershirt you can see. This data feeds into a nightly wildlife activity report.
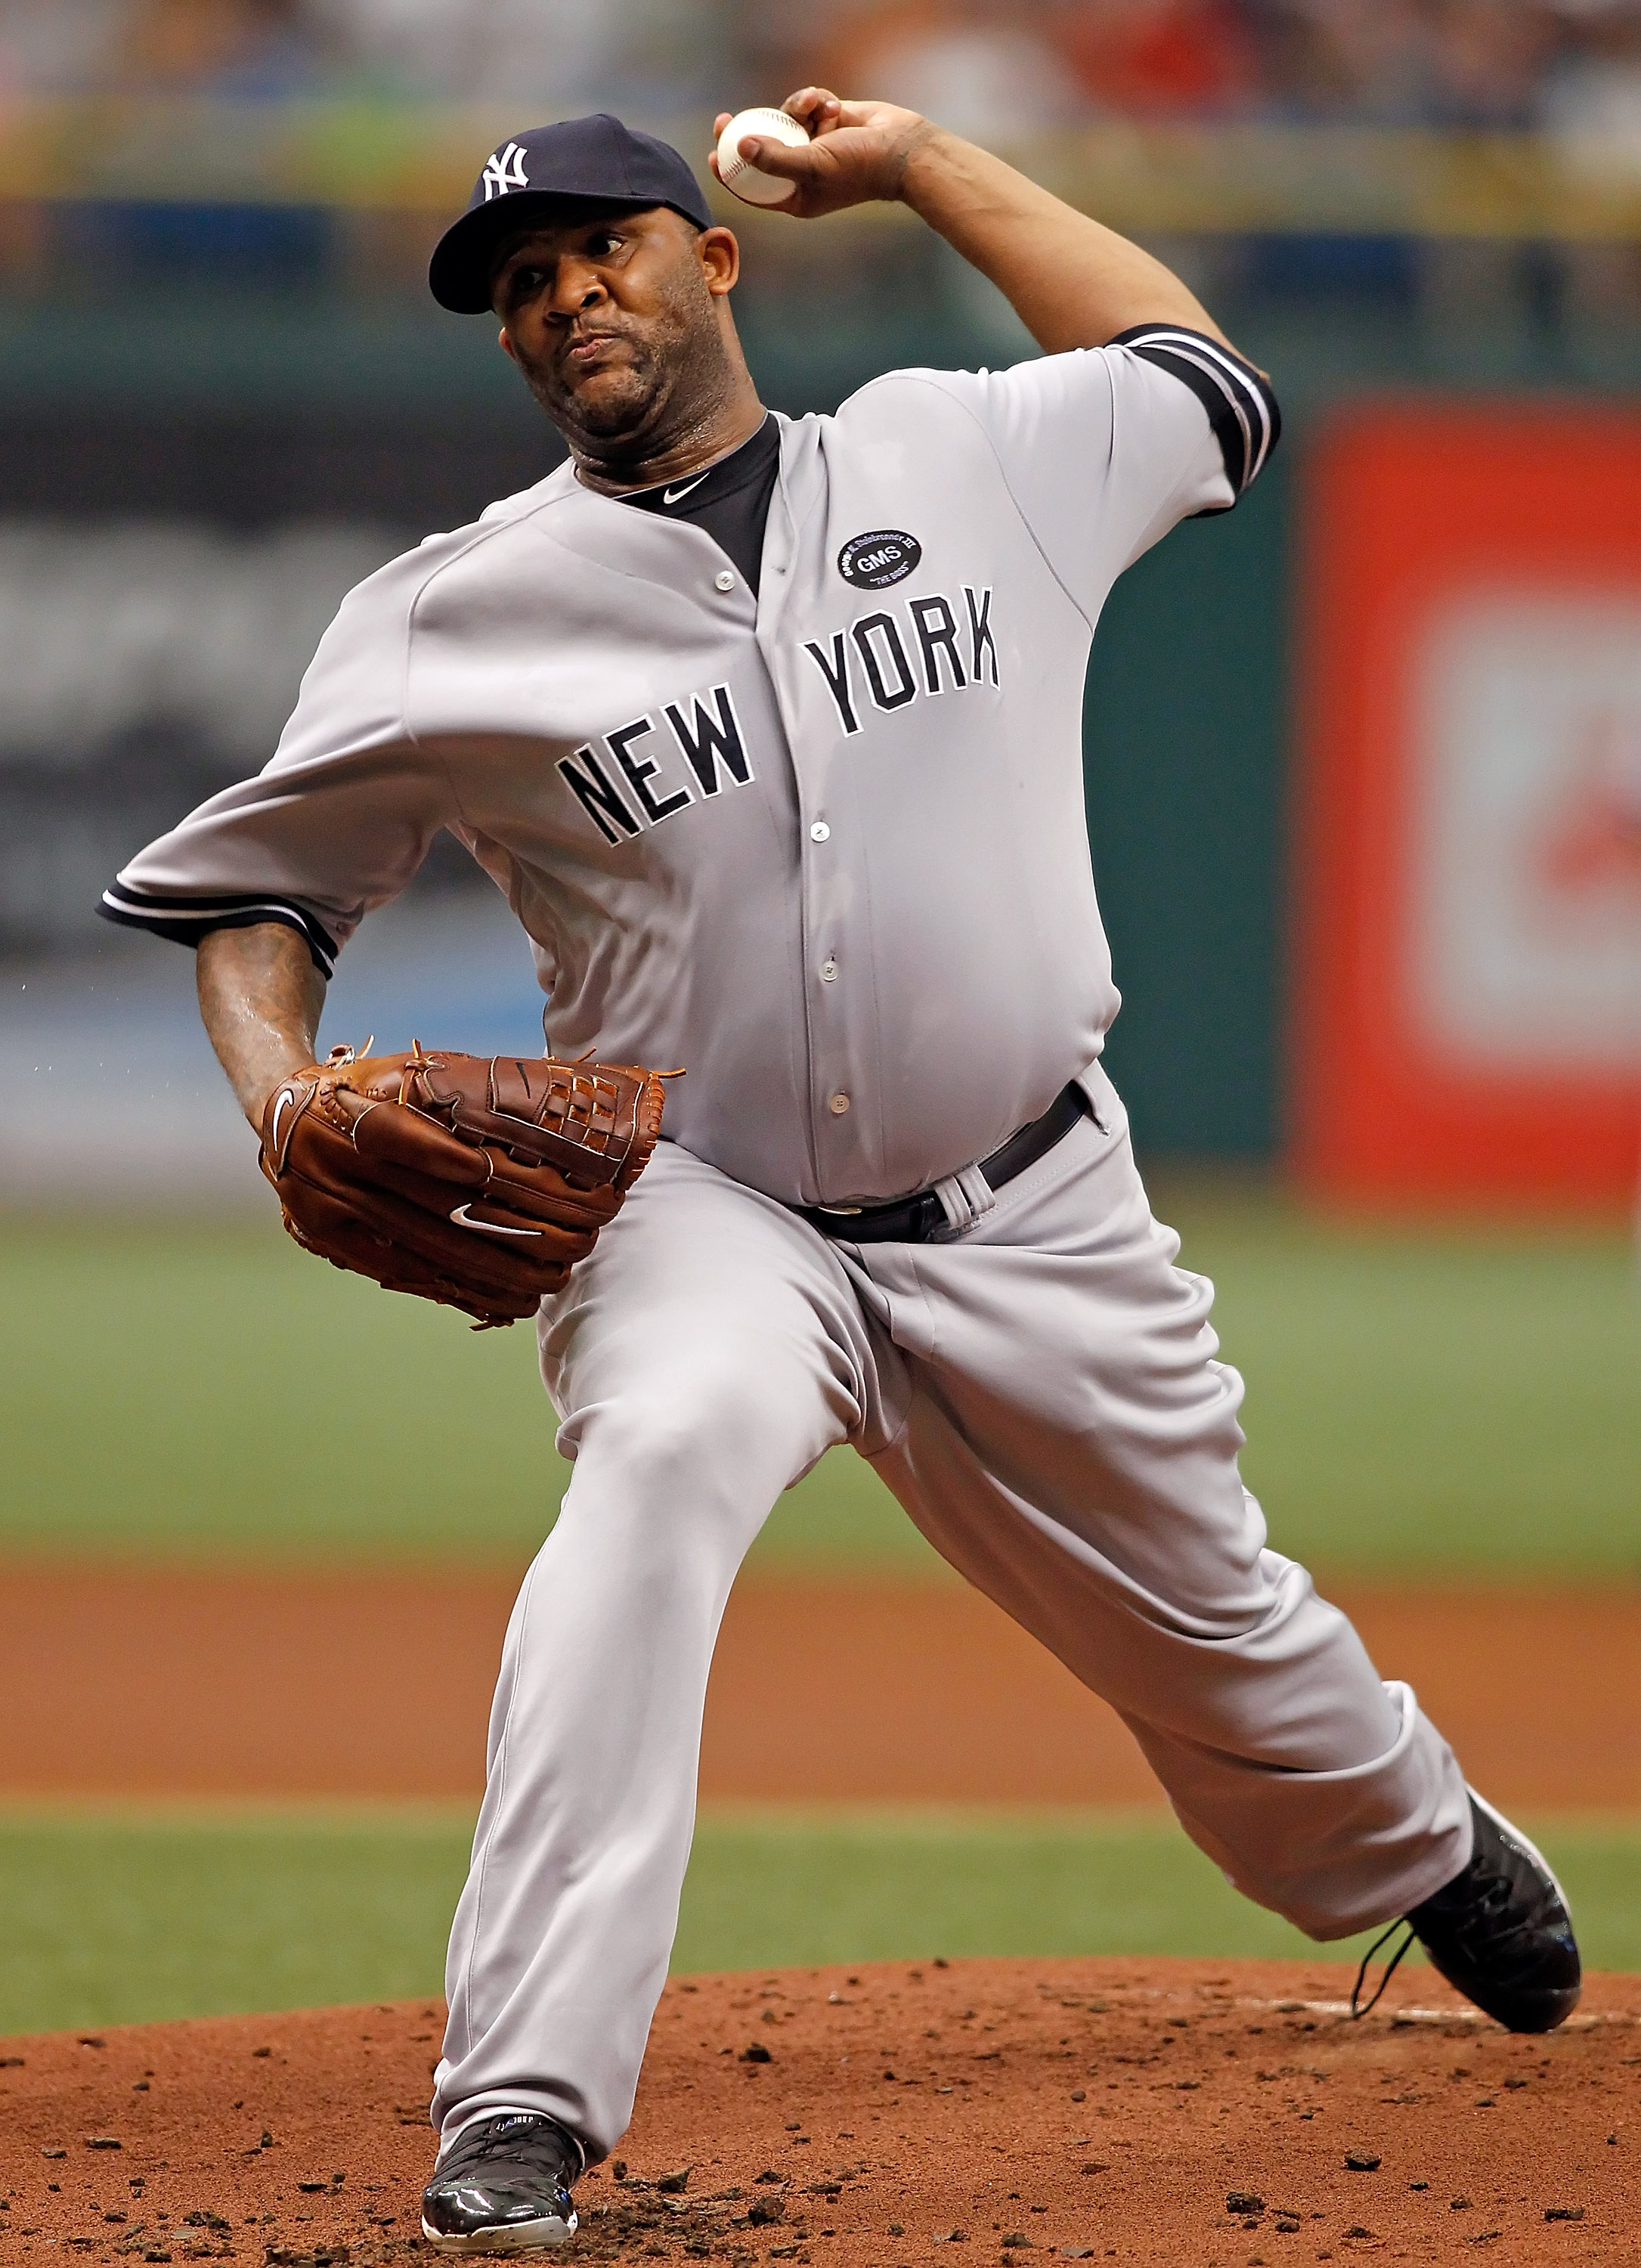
[661,474,709,505]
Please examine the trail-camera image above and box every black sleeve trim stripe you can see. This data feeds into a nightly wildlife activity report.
[1108,323,1280,500]
[98,884,337,978]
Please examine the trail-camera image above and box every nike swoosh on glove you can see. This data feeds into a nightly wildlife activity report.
[259,1043,669,1328]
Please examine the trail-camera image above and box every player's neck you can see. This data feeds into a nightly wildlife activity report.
[571,383,766,498]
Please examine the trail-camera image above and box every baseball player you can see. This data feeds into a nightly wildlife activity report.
[102,91,1580,2252]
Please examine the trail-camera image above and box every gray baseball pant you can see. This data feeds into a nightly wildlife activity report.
[430,1061,1471,2158]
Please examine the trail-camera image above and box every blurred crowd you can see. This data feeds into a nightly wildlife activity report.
[0,0,1638,142]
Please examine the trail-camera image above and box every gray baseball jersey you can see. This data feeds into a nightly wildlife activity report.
[103,327,1277,1207]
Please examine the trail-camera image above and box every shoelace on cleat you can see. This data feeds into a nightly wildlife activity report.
[1352,1839,1557,2020]
[1350,1919,1417,2019]
[434,2114,583,2187]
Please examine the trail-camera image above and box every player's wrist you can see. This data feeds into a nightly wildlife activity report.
[245,1051,314,1134]
[891,118,957,209]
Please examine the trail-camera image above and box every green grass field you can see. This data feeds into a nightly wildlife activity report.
[0,1194,1634,1575]
[2,1805,1636,2038]
[2,1198,1633,2033]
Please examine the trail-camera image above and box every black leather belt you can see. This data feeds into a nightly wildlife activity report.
[797,1080,1091,1245]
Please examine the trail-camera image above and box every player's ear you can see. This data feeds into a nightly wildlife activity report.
[499,327,519,364]
[699,225,740,297]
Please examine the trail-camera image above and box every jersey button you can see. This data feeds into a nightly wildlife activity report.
[714,569,736,591]
[820,958,838,983]
[828,1092,850,1115]
[809,820,831,843]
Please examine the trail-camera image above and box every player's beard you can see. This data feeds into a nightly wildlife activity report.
[526,329,671,443]
[514,259,740,475]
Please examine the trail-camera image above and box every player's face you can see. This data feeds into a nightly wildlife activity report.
[491,206,740,454]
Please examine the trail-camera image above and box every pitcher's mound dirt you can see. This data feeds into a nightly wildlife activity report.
[2,1959,1633,2266]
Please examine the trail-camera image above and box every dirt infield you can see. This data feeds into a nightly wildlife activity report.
[1,1958,1634,2266]
[0,1569,1635,1808]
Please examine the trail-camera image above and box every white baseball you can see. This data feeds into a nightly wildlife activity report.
[715,107,810,207]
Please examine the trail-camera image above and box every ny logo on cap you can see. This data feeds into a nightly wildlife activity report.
[481,141,530,200]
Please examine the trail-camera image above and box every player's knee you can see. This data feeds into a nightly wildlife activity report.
[614,1380,736,1484]
[561,1348,816,1513]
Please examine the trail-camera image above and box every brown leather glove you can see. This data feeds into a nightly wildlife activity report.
[259,1043,667,1327]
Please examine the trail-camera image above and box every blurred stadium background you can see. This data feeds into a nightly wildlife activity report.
[0,0,1637,2034]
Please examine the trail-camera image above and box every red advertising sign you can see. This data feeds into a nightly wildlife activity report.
[1291,404,1641,1208]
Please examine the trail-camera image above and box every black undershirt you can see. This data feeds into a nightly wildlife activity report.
[612,414,780,596]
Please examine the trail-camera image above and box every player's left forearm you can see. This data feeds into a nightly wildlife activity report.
[899,125,1230,357]
[197,920,326,1129]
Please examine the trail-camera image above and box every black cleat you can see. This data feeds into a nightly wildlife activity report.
[1407,1793,1581,2032]
[422,2111,583,2254]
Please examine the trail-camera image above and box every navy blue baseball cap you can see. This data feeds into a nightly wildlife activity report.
[429,114,714,314]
